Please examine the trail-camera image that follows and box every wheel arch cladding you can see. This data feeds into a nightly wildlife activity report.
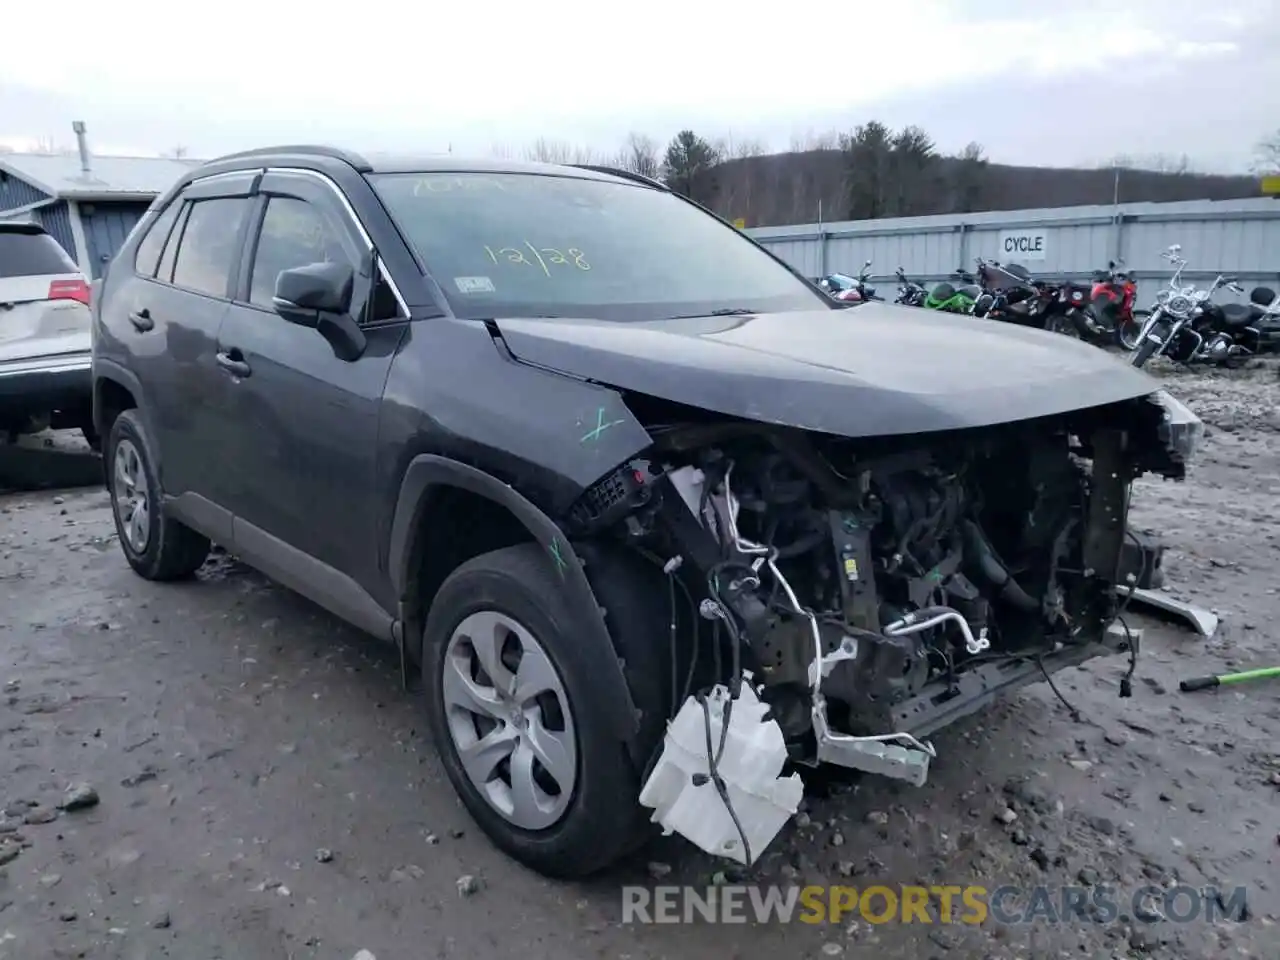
[389,454,640,743]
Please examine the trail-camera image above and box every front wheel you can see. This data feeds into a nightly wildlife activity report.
[423,543,660,879]
[1131,337,1162,369]
[1116,310,1148,351]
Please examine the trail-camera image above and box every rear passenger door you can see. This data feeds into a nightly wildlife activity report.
[123,174,256,506]
[213,169,405,600]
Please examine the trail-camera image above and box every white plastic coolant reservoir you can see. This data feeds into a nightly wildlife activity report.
[638,680,804,865]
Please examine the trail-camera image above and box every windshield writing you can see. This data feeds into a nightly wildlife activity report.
[485,244,591,273]
[370,172,826,321]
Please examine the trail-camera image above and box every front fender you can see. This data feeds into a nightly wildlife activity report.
[388,454,640,743]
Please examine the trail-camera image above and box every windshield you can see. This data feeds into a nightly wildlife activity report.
[368,171,829,321]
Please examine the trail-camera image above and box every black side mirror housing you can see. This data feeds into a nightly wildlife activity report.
[272,262,366,362]
[273,262,354,327]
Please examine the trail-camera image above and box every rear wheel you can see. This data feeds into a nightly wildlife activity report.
[106,410,210,580]
[423,543,666,878]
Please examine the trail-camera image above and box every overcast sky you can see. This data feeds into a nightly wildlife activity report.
[2,0,1277,171]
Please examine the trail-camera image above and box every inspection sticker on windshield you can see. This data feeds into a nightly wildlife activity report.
[454,276,495,294]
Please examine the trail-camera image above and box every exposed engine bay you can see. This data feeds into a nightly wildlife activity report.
[566,389,1200,864]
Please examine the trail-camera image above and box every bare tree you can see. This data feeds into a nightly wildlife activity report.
[789,130,838,153]
[163,145,189,159]
[1106,153,1197,175]
[522,138,596,165]
[618,133,661,178]
[1252,130,1280,175]
[523,138,574,163]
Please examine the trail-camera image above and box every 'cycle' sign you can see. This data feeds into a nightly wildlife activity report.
[997,229,1048,261]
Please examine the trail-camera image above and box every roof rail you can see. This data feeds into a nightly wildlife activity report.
[570,164,667,190]
[204,144,372,172]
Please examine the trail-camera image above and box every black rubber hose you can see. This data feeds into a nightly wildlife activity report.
[960,520,1039,612]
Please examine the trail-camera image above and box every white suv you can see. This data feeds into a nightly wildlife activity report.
[0,222,96,448]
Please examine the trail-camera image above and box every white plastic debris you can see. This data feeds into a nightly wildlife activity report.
[638,679,804,865]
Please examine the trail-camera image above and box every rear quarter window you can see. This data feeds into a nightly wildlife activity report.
[0,228,79,279]
[132,201,183,278]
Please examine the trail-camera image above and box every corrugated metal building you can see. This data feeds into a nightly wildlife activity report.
[0,125,198,279]
[746,198,1280,303]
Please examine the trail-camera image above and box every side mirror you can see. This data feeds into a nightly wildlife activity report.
[272,262,354,327]
[272,262,366,362]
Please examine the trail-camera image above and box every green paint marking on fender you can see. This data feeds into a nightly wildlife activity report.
[580,406,625,444]
[547,537,568,578]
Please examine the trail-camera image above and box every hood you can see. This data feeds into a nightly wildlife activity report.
[493,303,1163,438]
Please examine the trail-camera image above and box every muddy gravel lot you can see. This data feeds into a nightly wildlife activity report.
[1,365,1278,960]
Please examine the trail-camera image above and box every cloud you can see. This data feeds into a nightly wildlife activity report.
[1,0,1275,169]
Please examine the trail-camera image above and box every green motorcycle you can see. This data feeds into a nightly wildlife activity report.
[922,266,985,314]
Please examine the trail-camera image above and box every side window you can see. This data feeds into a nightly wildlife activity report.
[156,203,190,283]
[133,200,182,278]
[171,197,252,298]
[249,197,356,310]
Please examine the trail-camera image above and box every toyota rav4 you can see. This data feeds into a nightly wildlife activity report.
[91,146,1200,878]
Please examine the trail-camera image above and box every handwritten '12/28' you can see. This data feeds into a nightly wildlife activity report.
[485,243,589,276]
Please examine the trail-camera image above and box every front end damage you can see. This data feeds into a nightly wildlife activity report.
[563,387,1201,865]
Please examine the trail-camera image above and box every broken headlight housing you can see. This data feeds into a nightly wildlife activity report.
[1152,389,1203,463]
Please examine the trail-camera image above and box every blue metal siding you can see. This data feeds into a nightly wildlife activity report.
[35,201,78,264]
[81,201,151,279]
[0,171,51,213]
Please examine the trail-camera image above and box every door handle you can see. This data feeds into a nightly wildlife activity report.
[215,351,252,378]
[128,309,154,332]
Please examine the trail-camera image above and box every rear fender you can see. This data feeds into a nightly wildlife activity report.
[92,359,152,441]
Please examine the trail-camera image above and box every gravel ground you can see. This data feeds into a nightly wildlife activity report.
[1,366,1278,960]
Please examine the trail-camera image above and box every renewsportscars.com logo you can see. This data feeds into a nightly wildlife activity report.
[621,883,1251,926]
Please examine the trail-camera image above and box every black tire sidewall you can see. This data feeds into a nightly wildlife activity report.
[107,411,162,571]
[1133,338,1159,368]
[422,545,643,878]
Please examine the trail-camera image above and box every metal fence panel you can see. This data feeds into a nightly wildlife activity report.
[747,199,1280,303]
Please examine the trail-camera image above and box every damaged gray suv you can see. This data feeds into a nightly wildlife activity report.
[90,145,1201,878]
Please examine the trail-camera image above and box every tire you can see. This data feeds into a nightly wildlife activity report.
[80,423,101,452]
[1045,313,1080,339]
[422,543,664,878]
[106,409,210,581]
[1131,337,1160,369]
[1117,310,1147,352]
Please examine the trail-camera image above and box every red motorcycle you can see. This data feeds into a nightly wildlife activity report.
[1084,260,1146,350]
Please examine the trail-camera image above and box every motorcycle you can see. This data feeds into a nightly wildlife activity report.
[968,258,1042,321]
[1085,259,1146,350]
[1027,274,1140,348]
[1130,245,1253,369]
[894,267,928,307]
[923,263,985,313]
[816,259,883,302]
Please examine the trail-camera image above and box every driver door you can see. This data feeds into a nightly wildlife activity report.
[210,170,406,596]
